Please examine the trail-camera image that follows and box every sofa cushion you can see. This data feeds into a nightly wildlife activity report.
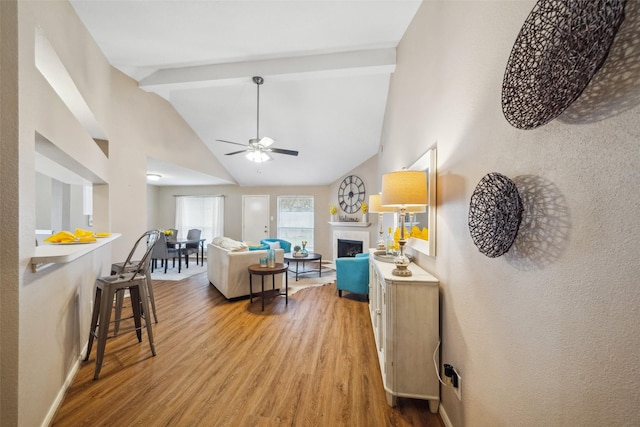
[212,236,248,252]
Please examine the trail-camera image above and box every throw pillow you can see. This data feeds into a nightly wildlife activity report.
[266,241,281,250]
[214,236,248,252]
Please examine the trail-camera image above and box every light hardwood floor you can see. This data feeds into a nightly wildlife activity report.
[51,271,444,426]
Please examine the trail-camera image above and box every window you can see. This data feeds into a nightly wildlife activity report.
[277,196,314,250]
[175,196,224,246]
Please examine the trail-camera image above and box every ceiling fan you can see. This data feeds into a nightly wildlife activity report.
[217,76,299,163]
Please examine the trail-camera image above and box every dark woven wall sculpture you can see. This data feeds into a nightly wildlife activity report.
[502,0,627,129]
[469,173,523,258]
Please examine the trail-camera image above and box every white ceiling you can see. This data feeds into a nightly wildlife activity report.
[70,0,422,186]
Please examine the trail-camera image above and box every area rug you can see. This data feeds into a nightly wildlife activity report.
[287,264,336,295]
[150,261,207,281]
[149,260,336,288]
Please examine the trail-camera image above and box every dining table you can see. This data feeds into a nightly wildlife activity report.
[168,238,206,273]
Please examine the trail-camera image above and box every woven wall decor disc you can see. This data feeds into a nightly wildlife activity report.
[502,0,626,129]
[468,173,523,258]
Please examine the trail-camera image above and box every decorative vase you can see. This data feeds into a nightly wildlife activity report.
[362,213,368,223]
[331,214,337,222]
[301,241,308,254]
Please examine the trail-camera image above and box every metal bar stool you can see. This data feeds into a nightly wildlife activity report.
[84,230,160,379]
[110,234,163,329]
[109,264,157,334]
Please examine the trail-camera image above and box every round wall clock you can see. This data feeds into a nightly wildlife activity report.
[338,175,365,214]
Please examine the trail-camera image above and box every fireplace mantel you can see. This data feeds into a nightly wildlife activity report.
[328,222,370,227]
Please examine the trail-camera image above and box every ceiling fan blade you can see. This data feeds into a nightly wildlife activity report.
[225,150,247,156]
[259,136,275,147]
[269,148,299,156]
[217,139,248,147]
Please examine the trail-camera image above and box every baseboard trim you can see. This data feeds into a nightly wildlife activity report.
[40,343,87,427]
[439,403,454,427]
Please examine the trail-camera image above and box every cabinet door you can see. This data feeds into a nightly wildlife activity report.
[381,278,389,378]
[368,262,378,332]
[391,281,440,397]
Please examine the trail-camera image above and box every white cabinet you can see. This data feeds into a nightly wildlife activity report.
[368,253,440,413]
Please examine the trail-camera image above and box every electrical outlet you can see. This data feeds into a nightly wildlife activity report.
[454,369,462,401]
[444,364,462,400]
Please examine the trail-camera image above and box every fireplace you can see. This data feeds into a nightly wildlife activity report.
[332,230,369,260]
[337,239,363,258]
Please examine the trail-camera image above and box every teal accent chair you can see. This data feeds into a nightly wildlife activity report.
[260,238,292,253]
[336,253,369,297]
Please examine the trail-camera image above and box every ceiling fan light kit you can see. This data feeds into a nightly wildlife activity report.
[217,76,299,163]
[246,149,272,163]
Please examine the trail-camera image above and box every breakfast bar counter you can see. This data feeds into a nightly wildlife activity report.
[31,233,121,272]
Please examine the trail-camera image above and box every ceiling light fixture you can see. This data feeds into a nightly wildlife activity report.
[146,173,161,181]
[245,147,272,163]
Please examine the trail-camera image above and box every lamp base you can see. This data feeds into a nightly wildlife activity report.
[391,234,411,277]
[391,265,413,277]
[377,223,386,251]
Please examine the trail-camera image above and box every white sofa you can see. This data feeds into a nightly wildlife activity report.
[207,237,285,300]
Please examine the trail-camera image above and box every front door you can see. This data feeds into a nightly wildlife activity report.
[242,195,270,243]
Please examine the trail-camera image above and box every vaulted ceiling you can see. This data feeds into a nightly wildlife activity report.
[70,0,422,186]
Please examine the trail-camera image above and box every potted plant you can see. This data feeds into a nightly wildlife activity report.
[293,245,302,257]
[361,201,368,223]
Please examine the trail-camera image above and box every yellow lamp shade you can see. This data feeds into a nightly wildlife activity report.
[381,170,428,207]
[368,193,395,213]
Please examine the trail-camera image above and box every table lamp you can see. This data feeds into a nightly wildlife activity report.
[368,193,395,250]
[381,170,427,276]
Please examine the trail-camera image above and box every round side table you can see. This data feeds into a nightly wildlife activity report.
[248,263,289,311]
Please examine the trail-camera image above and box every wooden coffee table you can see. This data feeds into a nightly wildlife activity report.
[283,252,322,281]
[248,263,289,311]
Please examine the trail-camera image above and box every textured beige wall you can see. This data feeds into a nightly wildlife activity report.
[380,2,640,426]
[1,1,20,425]
[5,1,234,425]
